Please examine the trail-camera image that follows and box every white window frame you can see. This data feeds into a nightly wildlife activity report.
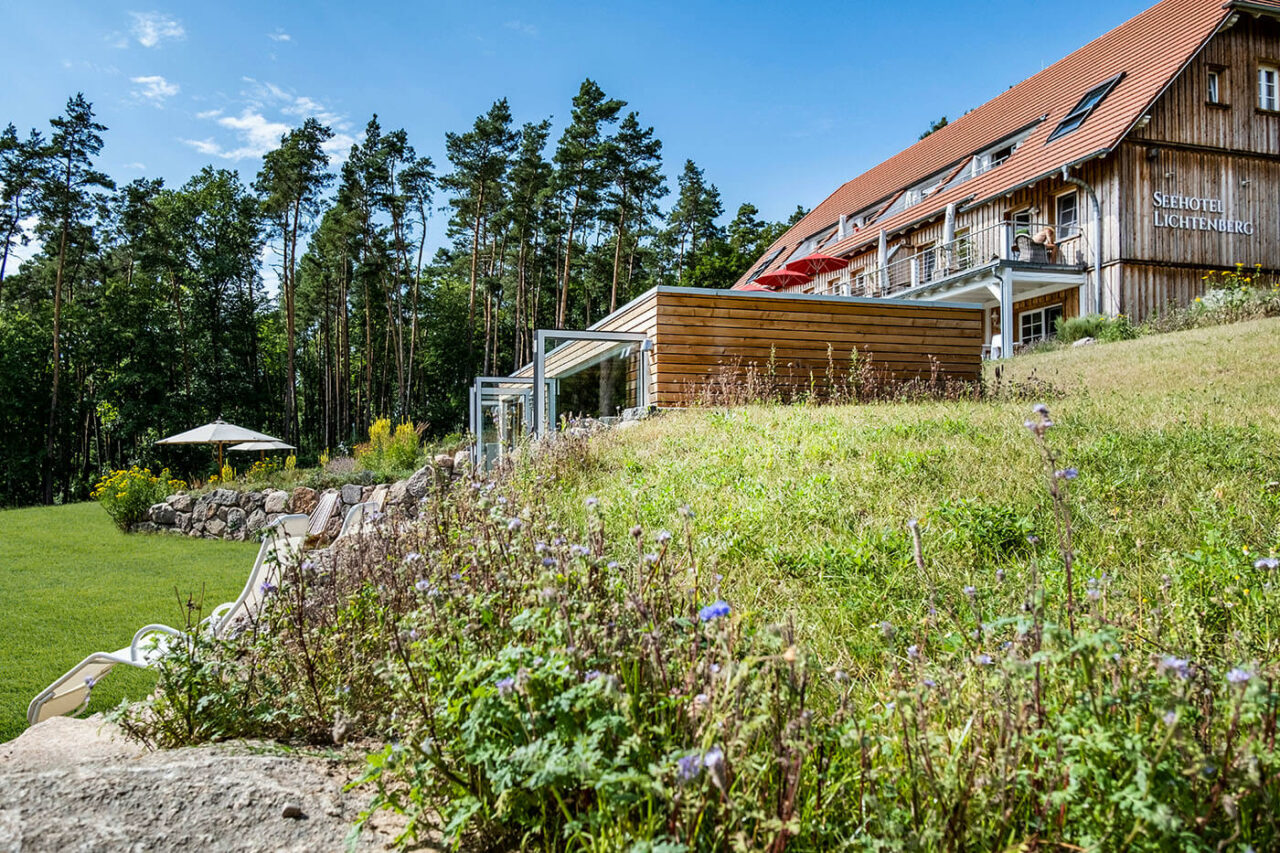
[1056,190,1080,240]
[1018,304,1065,344]
[1207,69,1221,104]
[1259,64,1279,111]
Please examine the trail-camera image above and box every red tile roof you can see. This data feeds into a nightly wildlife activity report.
[733,0,1239,288]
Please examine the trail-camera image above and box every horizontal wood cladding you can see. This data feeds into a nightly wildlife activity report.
[650,290,982,405]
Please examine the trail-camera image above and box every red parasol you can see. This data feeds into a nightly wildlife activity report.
[752,269,812,290]
[783,253,849,277]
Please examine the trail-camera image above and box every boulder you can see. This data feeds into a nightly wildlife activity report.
[131,521,159,534]
[243,491,263,509]
[216,506,230,522]
[264,489,289,514]
[453,450,471,474]
[388,480,409,507]
[291,487,318,515]
[341,484,364,506]
[433,454,454,471]
[191,499,211,524]
[175,512,192,532]
[166,493,194,513]
[211,488,240,507]
[247,508,267,533]
[149,503,176,526]
[265,512,282,526]
[405,464,435,501]
[226,506,247,532]
[360,486,373,502]
[205,517,227,537]
[1072,336,1096,347]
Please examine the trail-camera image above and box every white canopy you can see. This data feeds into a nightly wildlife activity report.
[156,418,285,471]
[228,440,296,452]
[156,419,281,446]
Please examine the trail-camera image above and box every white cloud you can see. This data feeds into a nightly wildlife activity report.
[268,30,291,42]
[129,11,185,48]
[123,161,147,170]
[130,74,179,105]
[185,80,355,163]
[503,20,538,37]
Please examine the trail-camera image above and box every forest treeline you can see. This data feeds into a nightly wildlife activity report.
[0,83,803,505]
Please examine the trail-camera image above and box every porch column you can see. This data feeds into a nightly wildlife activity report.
[999,274,1014,358]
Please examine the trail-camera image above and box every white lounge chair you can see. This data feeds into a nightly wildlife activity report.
[26,513,308,727]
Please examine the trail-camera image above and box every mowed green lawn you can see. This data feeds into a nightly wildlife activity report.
[0,502,258,742]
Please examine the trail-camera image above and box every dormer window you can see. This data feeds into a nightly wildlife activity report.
[1047,73,1124,142]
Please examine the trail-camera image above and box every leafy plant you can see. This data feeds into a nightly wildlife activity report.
[91,466,185,530]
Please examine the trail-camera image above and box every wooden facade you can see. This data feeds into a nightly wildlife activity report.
[515,287,984,413]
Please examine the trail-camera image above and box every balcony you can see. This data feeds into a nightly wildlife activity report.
[843,221,1088,299]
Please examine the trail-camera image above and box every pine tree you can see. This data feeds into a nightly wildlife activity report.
[35,94,113,503]
[255,118,333,445]
[552,79,624,328]
[443,100,518,332]
[0,124,47,296]
[602,112,665,312]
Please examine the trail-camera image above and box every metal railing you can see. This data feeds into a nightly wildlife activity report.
[837,221,1087,298]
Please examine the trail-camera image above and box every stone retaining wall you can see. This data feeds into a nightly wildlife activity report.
[133,450,470,541]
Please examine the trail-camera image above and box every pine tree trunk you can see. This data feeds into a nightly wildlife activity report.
[43,215,69,505]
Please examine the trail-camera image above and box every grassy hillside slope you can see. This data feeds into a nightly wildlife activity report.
[533,317,1280,666]
[0,503,258,741]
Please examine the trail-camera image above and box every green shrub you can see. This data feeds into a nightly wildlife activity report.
[355,418,421,476]
[91,466,185,531]
[1056,313,1139,344]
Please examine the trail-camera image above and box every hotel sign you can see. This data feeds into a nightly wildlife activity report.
[1152,192,1254,235]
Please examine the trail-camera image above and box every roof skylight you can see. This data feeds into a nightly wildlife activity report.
[1047,73,1125,142]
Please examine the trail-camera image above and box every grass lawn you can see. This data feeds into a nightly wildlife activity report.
[530,317,1280,666]
[0,502,258,742]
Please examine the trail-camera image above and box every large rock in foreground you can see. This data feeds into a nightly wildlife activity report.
[0,716,406,850]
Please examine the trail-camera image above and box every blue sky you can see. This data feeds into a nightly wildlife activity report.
[1,0,1153,250]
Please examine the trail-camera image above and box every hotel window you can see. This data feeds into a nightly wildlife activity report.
[1056,191,1079,239]
[1019,304,1065,344]
[920,243,937,281]
[1260,65,1279,111]
[1047,74,1124,142]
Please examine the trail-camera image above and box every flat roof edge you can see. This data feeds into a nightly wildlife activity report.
[668,286,984,311]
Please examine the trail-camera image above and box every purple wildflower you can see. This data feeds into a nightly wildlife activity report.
[404,552,423,564]
[542,557,557,568]
[496,677,516,697]
[643,552,660,564]
[1255,557,1279,571]
[585,496,599,509]
[656,530,672,544]
[1163,710,1178,726]
[975,653,994,665]
[569,544,590,558]
[507,518,523,532]
[1160,656,1191,679]
[699,600,731,622]
[1055,468,1079,480]
[606,561,619,570]
[1227,667,1252,685]
[906,644,920,660]
[415,579,430,592]
[963,585,977,598]
[676,753,702,783]
[584,670,602,682]
[259,580,277,595]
